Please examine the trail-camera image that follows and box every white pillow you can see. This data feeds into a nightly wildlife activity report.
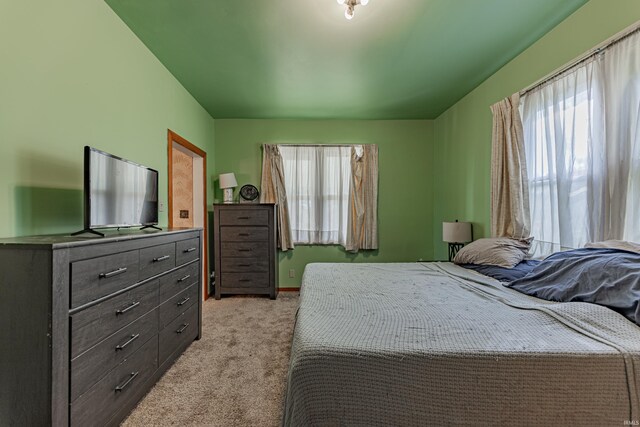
[453,237,532,268]
[584,240,640,254]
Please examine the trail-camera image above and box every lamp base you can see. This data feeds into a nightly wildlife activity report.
[223,188,234,204]
[448,243,465,262]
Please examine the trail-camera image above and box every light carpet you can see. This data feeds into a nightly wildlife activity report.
[122,293,300,427]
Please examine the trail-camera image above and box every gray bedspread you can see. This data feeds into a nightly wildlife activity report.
[283,262,640,426]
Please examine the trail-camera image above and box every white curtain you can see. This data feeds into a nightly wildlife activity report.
[260,144,294,251]
[521,29,640,249]
[345,144,379,252]
[279,145,352,245]
[606,33,640,243]
[490,93,530,239]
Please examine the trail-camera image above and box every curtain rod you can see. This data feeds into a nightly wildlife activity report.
[519,20,640,97]
[269,144,360,148]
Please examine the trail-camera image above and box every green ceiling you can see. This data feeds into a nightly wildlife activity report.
[105,0,588,120]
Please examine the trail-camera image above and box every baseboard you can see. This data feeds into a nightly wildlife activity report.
[278,287,300,292]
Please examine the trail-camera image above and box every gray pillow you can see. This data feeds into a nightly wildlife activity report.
[453,237,532,268]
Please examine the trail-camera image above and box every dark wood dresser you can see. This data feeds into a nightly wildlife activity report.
[0,228,202,427]
[213,203,278,300]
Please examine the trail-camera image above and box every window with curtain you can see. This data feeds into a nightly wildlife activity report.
[521,29,640,250]
[279,145,353,245]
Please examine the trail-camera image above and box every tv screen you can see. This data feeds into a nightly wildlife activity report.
[85,146,158,229]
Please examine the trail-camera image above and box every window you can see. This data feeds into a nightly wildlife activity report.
[279,145,353,245]
[522,63,601,249]
[522,30,640,249]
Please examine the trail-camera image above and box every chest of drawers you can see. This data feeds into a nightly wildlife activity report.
[0,228,202,427]
[213,204,278,299]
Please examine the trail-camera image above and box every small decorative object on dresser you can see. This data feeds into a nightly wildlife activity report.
[239,184,260,203]
[213,203,278,300]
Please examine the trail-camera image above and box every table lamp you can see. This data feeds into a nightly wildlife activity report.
[219,173,238,204]
[442,220,472,261]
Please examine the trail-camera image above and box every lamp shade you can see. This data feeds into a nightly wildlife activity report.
[442,221,472,243]
[219,173,238,189]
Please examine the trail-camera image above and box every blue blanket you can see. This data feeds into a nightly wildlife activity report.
[461,260,540,282]
[507,248,640,325]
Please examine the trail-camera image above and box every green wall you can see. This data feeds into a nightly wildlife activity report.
[0,0,215,238]
[213,119,433,287]
[432,0,640,260]
[4,0,636,289]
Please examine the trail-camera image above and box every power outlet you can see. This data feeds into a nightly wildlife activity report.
[289,269,295,278]
[159,201,165,212]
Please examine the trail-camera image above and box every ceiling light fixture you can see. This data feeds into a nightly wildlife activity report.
[337,0,368,20]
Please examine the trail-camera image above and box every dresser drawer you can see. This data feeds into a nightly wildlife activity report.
[220,241,268,258]
[139,242,175,280]
[159,261,199,301]
[71,279,158,359]
[220,226,268,242]
[70,336,158,427]
[71,250,140,308]
[176,237,200,266]
[70,308,158,403]
[219,208,268,226]
[159,303,198,365]
[221,272,270,289]
[220,257,269,273]
[159,283,198,330]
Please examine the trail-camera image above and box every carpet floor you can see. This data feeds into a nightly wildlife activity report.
[122,293,300,427]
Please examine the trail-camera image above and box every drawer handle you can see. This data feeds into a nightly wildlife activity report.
[183,247,197,253]
[238,233,250,237]
[178,274,191,283]
[177,296,190,307]
[115,301,140,315]
[153,255,171,262]
[115,371,139,392]
[238,216,250,219]
[99,267,127,279]
[115,334,140,351]
[238,264,250,267]
[176,323,190,334]
[239,279,251,282]
[238,248,252,252]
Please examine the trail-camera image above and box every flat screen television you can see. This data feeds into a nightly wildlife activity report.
[74,146,159,236]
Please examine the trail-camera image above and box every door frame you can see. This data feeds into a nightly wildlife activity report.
[167,129,209,301]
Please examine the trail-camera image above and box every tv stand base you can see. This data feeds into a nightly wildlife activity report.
[140,224,162,231]
[71,228,105,237]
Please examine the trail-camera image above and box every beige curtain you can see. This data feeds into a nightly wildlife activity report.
[345,144,379,252]
[260,144,294,251]
[490,93,530,239]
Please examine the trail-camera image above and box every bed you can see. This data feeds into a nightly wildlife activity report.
[283,261,640,426]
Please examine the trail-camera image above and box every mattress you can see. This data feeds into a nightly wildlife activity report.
[283,262,640,426]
